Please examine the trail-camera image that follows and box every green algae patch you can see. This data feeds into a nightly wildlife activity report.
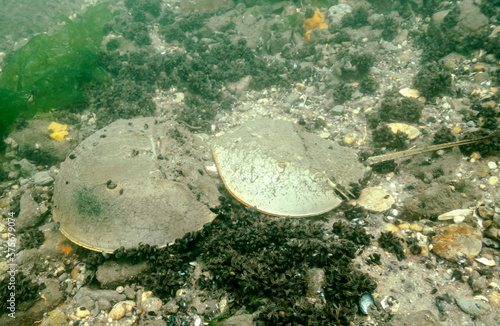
[0,2,113,138]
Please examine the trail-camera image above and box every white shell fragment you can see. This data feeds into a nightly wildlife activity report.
[399,87,420,98]
[475,257,497,266]
[437,208,473,221]
[350,187,395,212]
[387,123,420,140]
[211,118,366,217]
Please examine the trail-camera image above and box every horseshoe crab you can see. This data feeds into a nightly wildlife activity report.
[211,118,366,216]
[52,117,220,253]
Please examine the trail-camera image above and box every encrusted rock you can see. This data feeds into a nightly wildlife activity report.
[432,223,482,261]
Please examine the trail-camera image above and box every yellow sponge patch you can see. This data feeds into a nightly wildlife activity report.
[303,10,328,43]
[48,122,69,142]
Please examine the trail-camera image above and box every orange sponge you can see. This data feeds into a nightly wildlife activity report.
[303,10,328,43]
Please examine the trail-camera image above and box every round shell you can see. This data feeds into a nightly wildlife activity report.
[53,117,220,253]
[211,118,366,217]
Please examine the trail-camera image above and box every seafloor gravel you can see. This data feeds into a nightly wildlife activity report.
[0,0,499,325]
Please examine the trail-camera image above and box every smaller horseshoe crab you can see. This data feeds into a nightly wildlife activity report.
[211,118,366,217]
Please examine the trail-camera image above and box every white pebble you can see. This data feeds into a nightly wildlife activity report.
[487,161,498,170]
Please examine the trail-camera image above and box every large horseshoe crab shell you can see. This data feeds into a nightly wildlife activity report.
[52,117,220,253]
[211,118,366,217]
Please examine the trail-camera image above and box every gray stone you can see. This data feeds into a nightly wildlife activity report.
[220,313,254,326]
[13,158,38,177]
[457,0,489,32]
[0,278,64,325]
[431,10,450,28]
[388,310,441,326]
[8,120,78,164]
[97,298,112,312]
[328,4,352,26]
[124,285,136,300]
[33,171,54,186]
[331,105,345,115]
[17,190,42,231]
[455,297,492,316]
[40,307,68,326]
[96,260,150,288]
[74,287,126,307]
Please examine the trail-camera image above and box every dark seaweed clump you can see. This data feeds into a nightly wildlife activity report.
[200,206,376,324]
[333,82,354,104]
[0,272,40,312]
[342,7,369,28]
[433,127,456,145]
[371,160,398,174]
[378,231,406,261]
[372,16,400,41]
[372,125,409,150]
[18,229,45,251]
[413,62,453,100]
[378,94,423,124]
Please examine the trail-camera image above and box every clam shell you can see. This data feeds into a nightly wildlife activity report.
[387,123,420,140]
[359,292,375,315]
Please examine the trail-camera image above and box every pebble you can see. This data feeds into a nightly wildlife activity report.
[108,300,135,320]
[488,176,498,185]
[385,224,400,233]
[432,223,482,261]
[343,132,357,145]
[489,291,500,307]
[455,297,491,316]
[141,295,163,313]
[409,223,423,232]
[331,105,344,115]
[488,161,498,170]
[33,171,54,185]
[350,187,395,212]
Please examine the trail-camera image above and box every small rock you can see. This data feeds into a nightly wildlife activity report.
[219,313,254,326]
[108,300,135,320]
[489,291,500,307]
[488,161,498,170]
[432,223,482,261]
[387,309,440,326]
[163,300,179,314]
[409,223,423,232]
[350,187,395,212]
[96,260,150,288]
[33,171,54,186]
[124,285,136,300]
[331,105,344,115]
[17,190,42,231]
[140,292,162,313]
[40,308,68,326]
[455,297,491,316]
[328,4,352,26]
[488,176,499,185]
[226,75,252,97]
[97,298,112,312]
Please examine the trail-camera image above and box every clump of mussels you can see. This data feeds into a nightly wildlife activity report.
[80,195,376,325]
